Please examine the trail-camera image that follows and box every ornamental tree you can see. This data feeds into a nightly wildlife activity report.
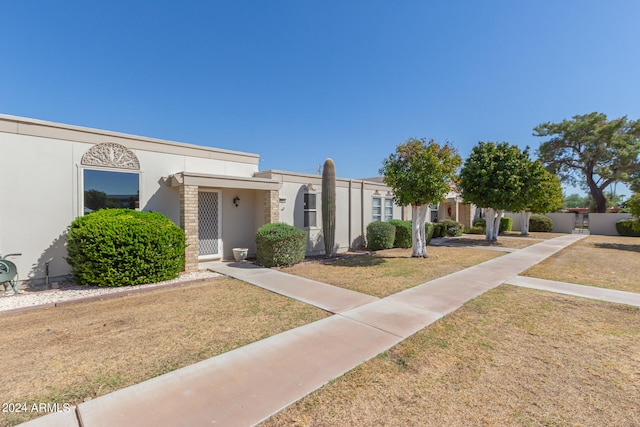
[518,160,563,235]
[534,112,640,213]
[459,141,530,242]
[380,138,461,257]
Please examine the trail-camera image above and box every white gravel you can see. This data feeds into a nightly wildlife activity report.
[0,271,222,313]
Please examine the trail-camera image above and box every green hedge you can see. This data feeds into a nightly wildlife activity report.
[432,223,445,238]
[472,217,512,233]
[439,219,464,236]
[389,220,412,248]
[466,225,485,234]
[529,215,554,232]
[425,222,435,244]
[66,209,185,287]
[256,223,306,267]
[366,221,396,251]
[616,219,640,237]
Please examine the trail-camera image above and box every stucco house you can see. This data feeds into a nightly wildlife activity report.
[0,114,406,286]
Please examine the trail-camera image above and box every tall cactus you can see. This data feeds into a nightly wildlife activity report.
[322,158,336,257]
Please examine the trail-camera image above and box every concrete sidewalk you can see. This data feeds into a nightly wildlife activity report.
[506,275,640,307]
[22,234,592,427]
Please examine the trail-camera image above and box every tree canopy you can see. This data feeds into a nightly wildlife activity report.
[459,141,530,211]
[534,112,640,213]
[459,141,532,240]
[380,138,461,257]
[522,160,564,214]
[380,138,461,207]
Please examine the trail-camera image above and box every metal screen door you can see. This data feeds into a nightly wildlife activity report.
[198,191,221,258]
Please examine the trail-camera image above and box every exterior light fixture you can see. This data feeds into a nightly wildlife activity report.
[233,196,240,207]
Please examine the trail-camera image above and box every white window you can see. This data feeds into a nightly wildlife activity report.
[372,197,382,221]
[304,193,317,227]
[384,198,393,221]
[83,169,140,214]
[373,197,394,221]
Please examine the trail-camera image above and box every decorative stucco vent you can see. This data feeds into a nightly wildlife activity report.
[81,142,140,170]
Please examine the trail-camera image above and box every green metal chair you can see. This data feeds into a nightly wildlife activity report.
[0,253,21,295]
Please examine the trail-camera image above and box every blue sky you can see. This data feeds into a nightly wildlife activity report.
[2,1,639,197]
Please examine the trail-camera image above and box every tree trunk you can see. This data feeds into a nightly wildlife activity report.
[586,173,607,213]
[520,210,531,235]
[492,210,503,241]
[484,208,502,242]
[411,204,428,257]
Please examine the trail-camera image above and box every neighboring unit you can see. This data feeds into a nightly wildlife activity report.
[0,114,407,286]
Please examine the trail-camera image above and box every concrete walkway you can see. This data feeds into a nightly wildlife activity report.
[506,275,640,307]
[26,233,636,427]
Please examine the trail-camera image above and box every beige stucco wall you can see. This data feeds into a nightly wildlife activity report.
[1,115,262,283]
[219,188,268,259]
[589,213,632,235]
[256,170,406,254]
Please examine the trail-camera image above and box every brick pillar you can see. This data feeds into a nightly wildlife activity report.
[264,190,279,224]
[180,185,199,272]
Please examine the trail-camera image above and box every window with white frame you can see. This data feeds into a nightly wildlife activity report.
[372,197,382,221]
[304,193,317,227]
[373,196,394,221]
[83,169,140,214]
[384,198,393,221]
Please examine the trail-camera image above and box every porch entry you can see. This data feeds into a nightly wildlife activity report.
[198,190,222,259]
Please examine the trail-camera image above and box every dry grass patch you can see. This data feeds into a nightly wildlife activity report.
[439,232,567,250]
[262,285,640,427]
[523,235,640,293]
[284,247,502,297]
[0,279,328,426]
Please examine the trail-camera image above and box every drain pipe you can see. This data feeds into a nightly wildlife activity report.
[45,261,50,289]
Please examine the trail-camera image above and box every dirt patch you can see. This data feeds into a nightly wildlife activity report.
[262,285,640,426]
[0,279,328,426]
[283,247,503,298]
[522,235,640,293]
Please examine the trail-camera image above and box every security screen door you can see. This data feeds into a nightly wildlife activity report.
[198,191,221,258]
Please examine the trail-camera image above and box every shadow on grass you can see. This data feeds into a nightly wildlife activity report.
[321,255,386,268]
[594,243,640,253]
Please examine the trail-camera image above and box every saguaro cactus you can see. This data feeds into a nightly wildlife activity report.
[322,158,336,257]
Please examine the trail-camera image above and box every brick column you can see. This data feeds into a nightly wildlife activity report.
[264,190,279,224]
[180,185,199,272]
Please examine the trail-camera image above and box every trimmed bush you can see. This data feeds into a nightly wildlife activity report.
[529,215,554,232]
[472,217,512,233]
[466,225,485,234]
[256,223,306,267]
[432,223,445,238]
[425,222,435,244]
[616,219,640,237]
[366,221,396,251]
[389,220,412,248]
[439,219,464,236]
[66,209,185,287]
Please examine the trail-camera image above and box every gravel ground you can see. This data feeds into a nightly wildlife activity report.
[0,271,222,313]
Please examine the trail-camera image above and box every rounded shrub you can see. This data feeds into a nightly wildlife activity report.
[439,219,464,237]
[529,214,554,232]
[256,223,306,267]
[366,221,396,251]
[616,219,640,237]
[500,217,513,232]
[389,220,412,248]
[66,209,185,287]
[432,223,445,238]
